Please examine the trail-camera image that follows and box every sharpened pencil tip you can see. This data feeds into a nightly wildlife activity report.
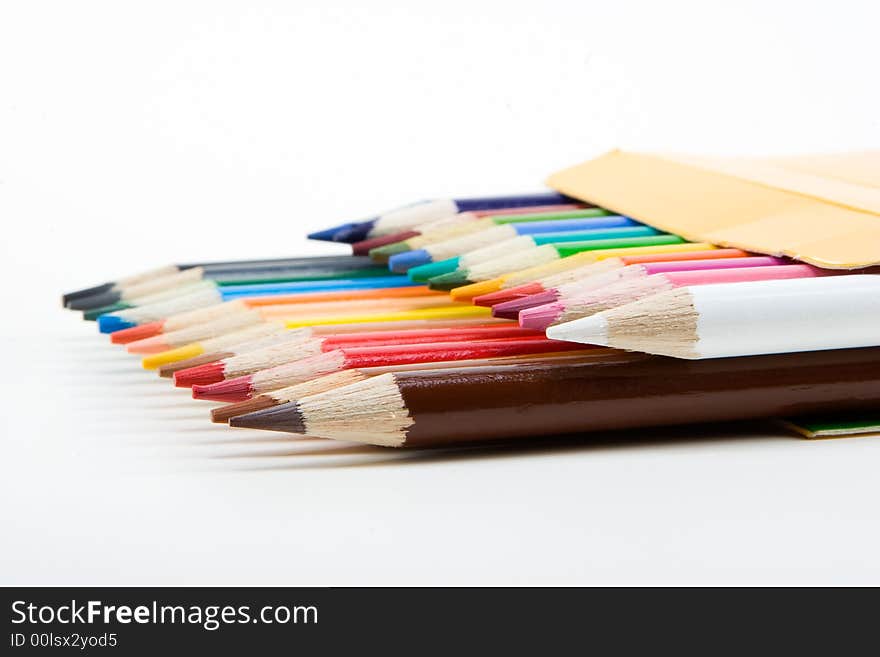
[490,308,521,320]
[230,401,307,434]
[369,241,411,263]
[307,224,358,242]
[192,376,254,403]
[110,320,165,345]
[331,222,375,244]
[545,314,609,346]
[354,231,420,257]
[428,271,471,291]
[472,283,543,307]
[97,315,137,334]
[83,302,131,321]
[518,303,564,331]
[62,282,114,307]
[142,343,206,370]
[388,249,432,273]
[158,351,233,378]
[211,396,280,424]
[407,257,460,282]
[450,278,502,301]
[66,290,123,311]
[127,335,172,355]
[174,362,226,388]
[492,291,557,319]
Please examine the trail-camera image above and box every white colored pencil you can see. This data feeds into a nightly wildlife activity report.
[367,199,462,236]
[546,275,880,359]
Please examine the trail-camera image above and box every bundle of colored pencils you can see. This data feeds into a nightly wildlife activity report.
[64,191,880,448]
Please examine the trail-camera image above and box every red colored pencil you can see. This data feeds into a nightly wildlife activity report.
[173,324,543,387]
[190,337,593,402]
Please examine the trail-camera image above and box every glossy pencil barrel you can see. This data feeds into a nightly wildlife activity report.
[391,347,880,446]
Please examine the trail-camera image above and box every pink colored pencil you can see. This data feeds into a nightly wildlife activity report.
[492,255,791,319]
[471,247,751,307]
[520,263,833,330]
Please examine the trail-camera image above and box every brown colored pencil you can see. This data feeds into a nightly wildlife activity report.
[230,347,880,447]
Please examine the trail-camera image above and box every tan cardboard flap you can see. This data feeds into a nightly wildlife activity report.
[546,150,880,269]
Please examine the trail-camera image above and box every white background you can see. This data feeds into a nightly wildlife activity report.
[1,0,879,585]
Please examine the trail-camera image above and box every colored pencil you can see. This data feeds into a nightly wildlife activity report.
[472,248,751,307]
[190,337,592,402]
[82,267,420,319]
[82,280,219,321]
[351,203,587,255]
[368,208,613,262]
[410,226,663,283]
[96,276,418,333]
[214,275,422,300]
[448,242,720,301]
[215,350,611,424]
[310,192,574,243]
[395,224,657,278]
[386,210,628,272]
[279,304,492,328]
[425,235,688,290]
[390,217,645,275]
[495,255,789,319]
[148,317,509,372]
[115,300,492,350]
[61,255,380,308]
[75,263,401,313]
[71,267,214,312]
[546,275,880,359]
[174,325,545,387]
[520,264,830,329]
[110,286,445,344]
[125,296,466,354]
[229,347,880,446]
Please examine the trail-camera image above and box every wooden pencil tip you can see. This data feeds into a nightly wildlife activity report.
[229,401,306,434]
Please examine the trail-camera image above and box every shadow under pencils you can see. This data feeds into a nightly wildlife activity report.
[223,419,796,472]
